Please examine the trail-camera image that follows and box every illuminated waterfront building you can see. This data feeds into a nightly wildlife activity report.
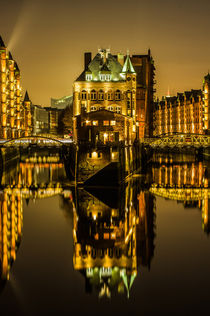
[0,36,32,139]
[0,36,22,139]
[153,73,210,136]
[203,73,210,134]
[73,49,155,143]
[153,89,203,136]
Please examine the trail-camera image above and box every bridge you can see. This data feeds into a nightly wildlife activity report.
[142,134,210,148]
[0,134,74,147]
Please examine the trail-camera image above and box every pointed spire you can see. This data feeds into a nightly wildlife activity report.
[0,35,5,47]
[122,54,136,74]
[24,91,30,102]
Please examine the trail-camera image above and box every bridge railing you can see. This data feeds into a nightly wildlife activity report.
[141,134,210,148]
[0,134,74,147]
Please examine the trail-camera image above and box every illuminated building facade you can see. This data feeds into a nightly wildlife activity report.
[153,89,203,136]
[73,49,155,143]
[203,73,210,134]
[0,36,32,139]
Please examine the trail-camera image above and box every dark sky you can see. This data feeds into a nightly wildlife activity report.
[0,0,210,106]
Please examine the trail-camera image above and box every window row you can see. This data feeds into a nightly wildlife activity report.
[86,74,112,81]
[80,90,134,101]
[89,105,121,113]
[85,120,116,126]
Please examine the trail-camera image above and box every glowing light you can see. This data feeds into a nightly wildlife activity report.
[92,151,97,159]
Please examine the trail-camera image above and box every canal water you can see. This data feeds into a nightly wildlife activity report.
[0,149,209,315]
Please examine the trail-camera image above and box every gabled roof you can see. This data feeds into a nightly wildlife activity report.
[122,55,136,74]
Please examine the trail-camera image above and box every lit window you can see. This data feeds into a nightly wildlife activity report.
[116,106,121,114]
[90,106,97,111]
[107,91,113,100]
[85,120,91,126]
[99,74,111,81]
[90,90,97,101]
[110,120,116,126]
[115,90,121,101]
[98,90,104,101]
[108,106,114,111]
[92,121,98,126]
[103,121,109,126]
[86,74,92,81]
[81,90,87,100]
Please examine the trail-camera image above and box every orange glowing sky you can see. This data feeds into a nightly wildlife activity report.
[0,0,210,106]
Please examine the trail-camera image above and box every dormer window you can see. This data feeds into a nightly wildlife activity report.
[86,74,92,81]
[99,74,111,81]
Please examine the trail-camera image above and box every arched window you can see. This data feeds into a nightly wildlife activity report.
[107,106,114,111]
[90,106,97,111]
[90,90,97,101]
[98,90,104,101]
[115,90,121,101]
[107,90,113,101]
[81,90,87,100]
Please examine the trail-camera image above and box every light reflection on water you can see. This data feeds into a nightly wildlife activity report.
[0,149,209,315]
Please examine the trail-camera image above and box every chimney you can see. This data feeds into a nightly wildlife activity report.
[84,52,92,70]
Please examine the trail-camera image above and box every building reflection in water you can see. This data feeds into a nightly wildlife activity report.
[72,182,156,298]
[150,153,210,233]
[0,149,71,281]
[0,149,209,298]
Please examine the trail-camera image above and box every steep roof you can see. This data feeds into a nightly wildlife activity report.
[76,49,123,82]
[24,91,30,102]
[0,36,5,47]
[122,55,136,74]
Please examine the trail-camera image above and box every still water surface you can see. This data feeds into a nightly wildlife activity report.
[0,149,209,315]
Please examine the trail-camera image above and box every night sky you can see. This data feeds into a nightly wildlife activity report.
[0,0,210,106]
